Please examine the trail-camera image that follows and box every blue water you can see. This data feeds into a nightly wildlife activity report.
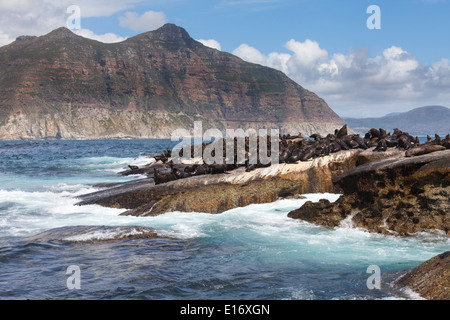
[0,139,448,300]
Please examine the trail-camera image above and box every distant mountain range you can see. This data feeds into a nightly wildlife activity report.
[343,106,450,136]
[0,24,343,140]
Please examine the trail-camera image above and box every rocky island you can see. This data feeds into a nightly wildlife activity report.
[75,125,450,299]
[78,126,449,230]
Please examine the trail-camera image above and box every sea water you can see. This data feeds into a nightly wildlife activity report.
[0,139,448,300]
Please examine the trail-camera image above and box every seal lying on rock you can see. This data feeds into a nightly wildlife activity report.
[154,167,177,185]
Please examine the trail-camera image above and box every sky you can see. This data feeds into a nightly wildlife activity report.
[0,0,449,117]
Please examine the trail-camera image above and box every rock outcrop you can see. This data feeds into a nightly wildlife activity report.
[77,149,362,215]
[288,149,450,236]
[395,251,450,300]
[79,126,449,227]
[0,24,343,140]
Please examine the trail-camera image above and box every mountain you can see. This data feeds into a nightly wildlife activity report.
[0,24,343,140]
[343,106,450,136]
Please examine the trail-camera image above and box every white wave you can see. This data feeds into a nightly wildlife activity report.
[62,227,154,242]
[397,287,426,300]
[77,155,154,175]
[81,156,128,164]
[129,155,156,167]
[124,193,341,242]
[102,157,155,175]
[147,194,448,265]
[44,183,101,196]
[2,186,448,269]
[0,188,129,238]
[339,211,357,229]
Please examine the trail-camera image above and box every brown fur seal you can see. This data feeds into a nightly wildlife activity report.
[369,128,380,138]
[374,139,387,152]
[336,125,348,139]
[153,167,177,185]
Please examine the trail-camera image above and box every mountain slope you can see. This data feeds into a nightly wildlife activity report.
[0,24,343,140]
[343,106,450,136]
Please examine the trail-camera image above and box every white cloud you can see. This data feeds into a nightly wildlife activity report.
[0,0,34,12]
[118,11,167,32]
[0,0,141,47]
[285,39,328,68]
[74,29,127,43]
[233,43,268,66]
[232,40,450,117]
[197,39,221,51]
[0,30,14,47]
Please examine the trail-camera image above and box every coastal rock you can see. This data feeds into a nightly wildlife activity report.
[77,125,448,230]
[288,149,450,236]
[395,251,450,300]
[77,149,363,215]
[287,198,350,228]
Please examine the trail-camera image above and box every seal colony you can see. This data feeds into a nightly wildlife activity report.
[78,125,449,300]
[120,125,450,185]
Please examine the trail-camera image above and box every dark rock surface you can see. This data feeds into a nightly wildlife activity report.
[288,149,450,236]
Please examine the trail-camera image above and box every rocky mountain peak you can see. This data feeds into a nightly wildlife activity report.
[155,23,189,35]
[135,23,196,48]
[45,27,81,40]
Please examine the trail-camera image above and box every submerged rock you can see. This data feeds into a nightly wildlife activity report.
[395,251,450,300]
[26,225,159,243]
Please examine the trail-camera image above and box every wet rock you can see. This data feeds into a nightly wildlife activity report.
[287,198,350,228]
[288,150,450,236]
[395,251,450,300]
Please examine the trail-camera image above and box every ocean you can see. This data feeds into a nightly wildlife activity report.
[0,139,448,300]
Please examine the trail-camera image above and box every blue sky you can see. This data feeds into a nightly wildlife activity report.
[0,0,449,117]
[78,0,450,65]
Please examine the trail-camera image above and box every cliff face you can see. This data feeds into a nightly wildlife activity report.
[0,24,343,140]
